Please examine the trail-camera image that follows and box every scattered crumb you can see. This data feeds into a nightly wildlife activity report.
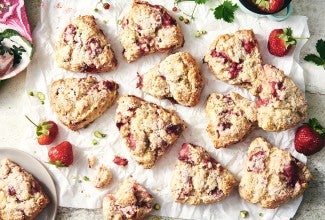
[88,156,98,168]
[93,164,112,188]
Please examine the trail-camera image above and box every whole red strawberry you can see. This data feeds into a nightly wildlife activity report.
[294,118,325,156]
[253,0,284,13]
[268,28,298,57]
[25,116,59,145]
[48,141,74,167]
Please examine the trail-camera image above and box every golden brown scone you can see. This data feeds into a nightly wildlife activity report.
[56,15,117,73]
[256,64,307,132]
[239,137,312,209]
[205,92,257,148]
[203,29,263,95]
[119,0,184,62]
[49,76,119,131]
[102,177,153,220]
[171,143,237,205]
[115,95,186,169]
[138,52,204,107]
[0,159,50,220]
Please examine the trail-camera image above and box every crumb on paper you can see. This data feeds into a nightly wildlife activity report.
[88,156,98,168]
[93,164,112,188]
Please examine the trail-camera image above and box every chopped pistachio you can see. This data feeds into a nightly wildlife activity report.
[195,31,201,38]
[201,30,207,34]
[240,210,249,218]
[92,139,98,145]
[94,8,99,12]
[117,19,122,25]
[153,203,160,210]
[40,100,45,105]
[94,130,106,138]
[103,20,107,24]
[77,179,82,183]
[83,176,90,181]
[36,92,45,101]
[259,212,264,217]
[29,91,34,96]
[179,16,184,21]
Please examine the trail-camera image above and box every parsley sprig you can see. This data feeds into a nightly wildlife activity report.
[304,39,325,70]
[174,0,238,23]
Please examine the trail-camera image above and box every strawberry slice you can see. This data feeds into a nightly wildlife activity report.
[48,141,74,167]
[253,0,284,13]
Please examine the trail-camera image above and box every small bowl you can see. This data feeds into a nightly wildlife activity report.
[238,0,293,21]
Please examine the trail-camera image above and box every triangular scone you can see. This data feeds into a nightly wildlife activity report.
[239,137,312,209]
[206,92,257,148]
[171,143,237,205]
[49,76,119,130]
[56,15,117,73]
[115,95,186,169]
[120,0,184,62]
[103,177,153,220]
[203,29,263,95]
[137,52,204,107]
[0,159,50,220]
[256,64,307,132]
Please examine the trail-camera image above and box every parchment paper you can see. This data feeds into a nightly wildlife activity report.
[24,0,309,219]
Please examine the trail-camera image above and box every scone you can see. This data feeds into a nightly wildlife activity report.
[0,159,50,220]
[102,177,153,220]
[137,52,204,107]
[239,137,312,209]
[115,95,186,168]
[49,76,119,131]
[120,0,184,62]
[171,143,237,205]
[203,29,263,95]
[256,64,307,132]
[56,15,117,73]
[93,165,113,188]
[205,92,257,148]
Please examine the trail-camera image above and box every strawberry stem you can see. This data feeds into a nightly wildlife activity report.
[309,118,325,137]
[25,115,38,127]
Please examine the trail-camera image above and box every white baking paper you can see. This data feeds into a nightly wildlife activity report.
[23,0,310,219]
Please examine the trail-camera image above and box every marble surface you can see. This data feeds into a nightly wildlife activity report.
[0,0,324,219]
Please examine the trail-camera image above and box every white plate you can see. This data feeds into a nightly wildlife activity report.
[0,148,57,220]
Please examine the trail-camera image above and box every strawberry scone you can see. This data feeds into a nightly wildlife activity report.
[203,29,263,95]
[49,76,119,130]
[115,95,186,169]
[137,52,204,107]
[56,15,117,73]
[171,143,236,205]
[205,92,257,148]
[102,177,153,220]
[0,159,50,220]
[119,0,184,62]
[239,137,312,208]
[256,64,307,132]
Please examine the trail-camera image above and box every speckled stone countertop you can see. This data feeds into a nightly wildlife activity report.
[0,0,324,219]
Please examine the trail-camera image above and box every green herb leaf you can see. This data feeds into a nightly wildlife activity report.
[316,39,325,60]
[304,39,325,69]
[195,0,208,4]
[214,0,238,23]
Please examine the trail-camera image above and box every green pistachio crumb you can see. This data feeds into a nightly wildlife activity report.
[29,91,34,96]
[94,131,106,138]
[240,210,249,218]
[92,139,98,145]
[117,19,122,25]
[153,203,160,210]
[195,31,201,38]
[103,20,107,24]
[77,179,82,183]
[201,30,207,34]
[94,8,99,12]
[40,100,45,105]
[36,92,45,101]
[83,176,90,181]
[259,212,264,217]
[179,16,184,21]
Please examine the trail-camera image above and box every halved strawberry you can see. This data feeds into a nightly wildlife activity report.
[48,141,74,167]
[268,28,298,57]
[25,116,59,145]
[253,0,284,13]
[294,118,325,156]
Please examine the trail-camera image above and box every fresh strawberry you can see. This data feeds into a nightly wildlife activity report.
[294,118,325,156]
[48,141,74,167]
[113,156,128,166]
[25,116,59,145]
[268,28,298,57]
[253,0,284,13]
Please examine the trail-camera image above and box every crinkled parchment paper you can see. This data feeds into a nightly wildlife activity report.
[23,0,309,219]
